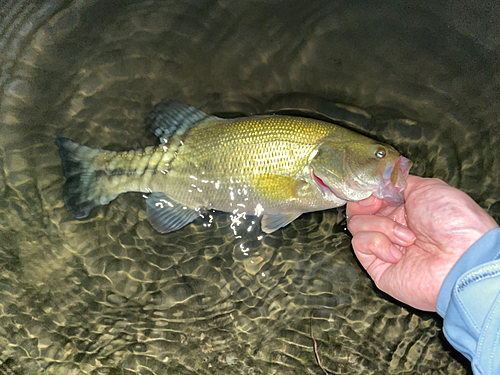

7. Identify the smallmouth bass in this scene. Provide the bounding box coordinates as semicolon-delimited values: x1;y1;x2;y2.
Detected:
56;100;412;233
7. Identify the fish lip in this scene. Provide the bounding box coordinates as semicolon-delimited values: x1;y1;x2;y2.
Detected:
375;156;413;206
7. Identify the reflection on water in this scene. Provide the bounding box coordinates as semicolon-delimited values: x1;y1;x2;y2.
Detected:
1;0;500;374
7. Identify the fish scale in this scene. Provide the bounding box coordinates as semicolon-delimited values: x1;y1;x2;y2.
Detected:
179;116;329;177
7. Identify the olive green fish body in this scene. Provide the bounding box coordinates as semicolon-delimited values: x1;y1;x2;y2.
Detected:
56;101;412;233
157;116;344;212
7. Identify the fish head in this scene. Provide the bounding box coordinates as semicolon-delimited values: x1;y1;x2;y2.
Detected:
310;139;412;205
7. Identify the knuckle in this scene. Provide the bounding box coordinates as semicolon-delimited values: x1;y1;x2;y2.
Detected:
352;232;385;256
351;235;361;249
351;235;366;252
347;215;362;231
368;234;385;253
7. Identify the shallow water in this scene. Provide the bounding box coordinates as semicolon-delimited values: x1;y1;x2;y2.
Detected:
1;0;500;374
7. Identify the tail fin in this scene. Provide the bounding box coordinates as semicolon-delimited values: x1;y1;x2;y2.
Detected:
55;137;103;219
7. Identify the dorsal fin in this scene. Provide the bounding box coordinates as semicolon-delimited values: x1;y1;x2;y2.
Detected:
146;100;216;144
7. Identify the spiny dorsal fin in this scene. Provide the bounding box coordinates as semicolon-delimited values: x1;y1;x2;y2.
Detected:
146;100;216;144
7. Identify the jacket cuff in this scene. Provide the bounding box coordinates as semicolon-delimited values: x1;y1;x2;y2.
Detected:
437;228;500;317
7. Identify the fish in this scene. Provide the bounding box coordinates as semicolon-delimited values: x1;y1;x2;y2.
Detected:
55;100;412;234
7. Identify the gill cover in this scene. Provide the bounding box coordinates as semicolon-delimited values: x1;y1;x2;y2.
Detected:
309;141;350;200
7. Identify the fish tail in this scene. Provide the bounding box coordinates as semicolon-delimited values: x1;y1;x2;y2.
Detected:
55;137;118;219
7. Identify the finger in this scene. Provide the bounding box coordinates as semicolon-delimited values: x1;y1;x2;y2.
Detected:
348;214;416;246
351;231;404;264
346;195;384;218
346;175;430;220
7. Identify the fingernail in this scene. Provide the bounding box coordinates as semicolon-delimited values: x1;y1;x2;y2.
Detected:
394;225;416;242
390;245;403;260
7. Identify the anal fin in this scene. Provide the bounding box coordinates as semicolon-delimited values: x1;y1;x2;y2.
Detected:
146;192;201;233
261;212;302;233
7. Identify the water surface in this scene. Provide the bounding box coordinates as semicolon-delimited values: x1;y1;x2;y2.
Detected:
2;1;500;374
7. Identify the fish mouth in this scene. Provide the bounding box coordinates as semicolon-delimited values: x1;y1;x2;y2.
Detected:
375;156;412;206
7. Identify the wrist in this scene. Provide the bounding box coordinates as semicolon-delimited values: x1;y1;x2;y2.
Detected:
437;228;500;316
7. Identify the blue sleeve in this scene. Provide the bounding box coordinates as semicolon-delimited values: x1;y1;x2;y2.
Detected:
437;228;500;375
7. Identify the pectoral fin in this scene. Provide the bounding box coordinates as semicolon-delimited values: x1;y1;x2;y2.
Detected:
261;212;302;233
253;174;307;203
146;193;201;233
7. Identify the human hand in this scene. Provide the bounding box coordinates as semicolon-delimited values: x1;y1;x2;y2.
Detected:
347;175;499;311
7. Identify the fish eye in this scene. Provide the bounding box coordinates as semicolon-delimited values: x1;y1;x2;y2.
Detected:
375;149;386;158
